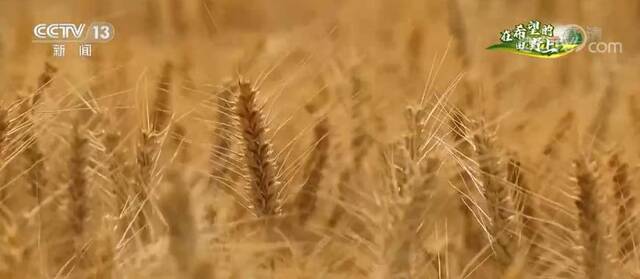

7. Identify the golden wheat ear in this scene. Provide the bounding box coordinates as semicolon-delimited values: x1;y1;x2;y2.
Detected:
235;79;283;217
293;115;329;225
34;62;57;106
0;105;7;203
542;111;574;156
474;127;514;269
68;124;89;238
608;154;637;262
573;157;611;279
15;97;48;201
628;95;640;137
506;156;546;273
0;106;7;161
349;71;372;171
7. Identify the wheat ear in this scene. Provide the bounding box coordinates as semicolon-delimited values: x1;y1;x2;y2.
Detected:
507;157;543;270
542;111;574;156
608;154;637;262
235;80;282;217
293;116;329;225
34;62;57;106
0;106;7;201
0;106;7;159
574;158;610;279
152;62;173;135
475;129;513;268
628;95;640;136
68;124;89;238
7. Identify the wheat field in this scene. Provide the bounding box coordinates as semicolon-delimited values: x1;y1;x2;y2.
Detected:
0;0;639;278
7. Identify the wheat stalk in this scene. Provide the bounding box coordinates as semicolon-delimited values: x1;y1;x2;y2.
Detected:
133;129;155;243
152;62;173;135
160;168;196;274
447;0;470;69
406;22;424;77
169;0;188;37
144;0;160;42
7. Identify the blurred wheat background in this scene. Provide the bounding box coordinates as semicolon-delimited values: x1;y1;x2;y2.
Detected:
0;0;640;278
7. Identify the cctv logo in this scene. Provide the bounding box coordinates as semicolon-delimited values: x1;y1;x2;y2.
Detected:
34;23;85;40
33;22;114;43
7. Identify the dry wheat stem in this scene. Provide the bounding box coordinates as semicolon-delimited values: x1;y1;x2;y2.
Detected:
160;168;197;274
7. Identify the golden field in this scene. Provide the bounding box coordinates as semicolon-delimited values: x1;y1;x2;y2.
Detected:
0;0;639;278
